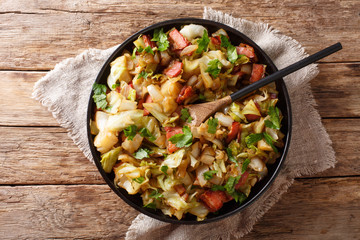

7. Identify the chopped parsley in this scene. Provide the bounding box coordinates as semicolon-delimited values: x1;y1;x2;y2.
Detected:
152;28;169;51
265;106;281;130
211;176;247;203
168;126;193;148
134;148;152;159
137;70;150;79
196;30;210;54
206;59;223;78
92;83;108;110
149;189;163;199
161;165;168;175
144;202;157;209
226;148;238;166
180;108;193;123
111;83;120;89
263;132;278;153
245;133;263;147
133;176;145;184
139;127;156;141
144;46;154;55
203;170;218;180
123;125;138;140
220;35;238;63
207;117;218;134
241;158;251;173
198;94;206;101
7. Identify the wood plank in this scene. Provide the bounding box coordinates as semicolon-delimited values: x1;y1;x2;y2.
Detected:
1;63;359;127
0;0;359;70
242;177;360;240
0;177;359;239
311;63;360;118
0;127;104;185
0;119;359;185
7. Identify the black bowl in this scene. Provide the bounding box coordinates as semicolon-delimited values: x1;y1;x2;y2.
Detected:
87;18;292;224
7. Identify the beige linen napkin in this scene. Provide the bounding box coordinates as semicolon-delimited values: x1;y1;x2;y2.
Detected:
32;7;336;240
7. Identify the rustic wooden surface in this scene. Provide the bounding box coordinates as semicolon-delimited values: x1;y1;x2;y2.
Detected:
0;1;359;239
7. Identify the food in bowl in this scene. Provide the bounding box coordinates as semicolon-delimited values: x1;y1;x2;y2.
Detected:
90;23;284;221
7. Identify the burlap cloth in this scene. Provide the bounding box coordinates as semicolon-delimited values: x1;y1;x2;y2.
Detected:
32;7;336;240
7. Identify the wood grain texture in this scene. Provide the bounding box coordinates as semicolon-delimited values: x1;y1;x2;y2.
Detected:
1;63;359;127
0;0;359;70
0;177;359;240
0;119;358;185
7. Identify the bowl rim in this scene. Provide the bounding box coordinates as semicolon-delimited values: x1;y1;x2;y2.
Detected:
87;17;292;225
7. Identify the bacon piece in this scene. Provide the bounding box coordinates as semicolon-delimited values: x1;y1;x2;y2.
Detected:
143;94;153;116
236;43;257;60
235;171;249;189
211;36;221;45
249;64;266;83
163;60;183;78
176;85;194;104
199;190;228;212
169;29;190;50
227;122;240;144
174;184;186;196
245;114;261;122
142;34;156;48
165;127;183;153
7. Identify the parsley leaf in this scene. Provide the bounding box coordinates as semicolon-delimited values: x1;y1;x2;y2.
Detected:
111;83;120;89
203;170;218;180
144;202;157;209
245;133;263;147
144;46;154;55
198;94;206;101
220;35;238;63
211;185;225;191
207;117;218;134
152;28;169;51
180;108;193;123
137;70;149;79
265;106;281;130
206;59;223;78
161;165;168;175
139;127;156;141
226;148;238;166
168;126;193;148
149;189;163;199
134;148;152;159
133;176;145;184
123;125;137;140
241;158;251;173
263;132;278;153
92;83;108;110
196;30;210;54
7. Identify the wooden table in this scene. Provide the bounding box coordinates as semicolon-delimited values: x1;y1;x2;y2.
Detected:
1;1;359;239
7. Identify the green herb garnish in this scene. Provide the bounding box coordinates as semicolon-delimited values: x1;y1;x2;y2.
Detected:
207;117;218;134
263;132;278;153
196;30;210;54
265;106;281;130
124;125;138;140
152;28;169;51
144;202;157;209
92;83;108;110
241;158;251;173
206;59;223;78
203;170;218;180
226;148;238;166
161;165;169;175
168;126;193;148
245;133;263;147
133;176;145;184
139;127;156;141
220;35;238;63
180;108;193;123
134;148;152;159
149;189;163;199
